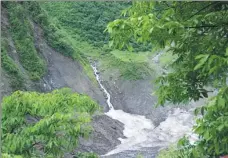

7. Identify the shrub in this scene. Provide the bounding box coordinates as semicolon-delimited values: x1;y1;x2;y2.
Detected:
2;88;100;157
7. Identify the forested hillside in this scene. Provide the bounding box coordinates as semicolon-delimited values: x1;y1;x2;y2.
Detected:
41;1;151;51
42;2;129;47
1;1;94;91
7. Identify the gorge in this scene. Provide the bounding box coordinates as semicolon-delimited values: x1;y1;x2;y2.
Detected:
1;1;227;158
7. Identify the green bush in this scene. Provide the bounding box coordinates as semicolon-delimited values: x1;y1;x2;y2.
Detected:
2;153;23;158
2;88;100;157
157;143;195;158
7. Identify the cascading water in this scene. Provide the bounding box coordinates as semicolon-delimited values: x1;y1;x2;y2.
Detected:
91;63;197;157
91;64;113;110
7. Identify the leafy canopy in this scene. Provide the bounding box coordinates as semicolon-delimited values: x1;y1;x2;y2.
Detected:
107;1;228;157
2;88;100;157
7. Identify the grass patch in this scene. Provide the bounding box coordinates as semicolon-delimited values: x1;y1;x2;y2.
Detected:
6;2;46;80
101;51;153;80
159;51;177;68
1;39;24;90
111;50;151;62
63;33;101;83
157;145;180;158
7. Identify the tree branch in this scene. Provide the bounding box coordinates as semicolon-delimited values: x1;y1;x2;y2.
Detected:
185;25;226;29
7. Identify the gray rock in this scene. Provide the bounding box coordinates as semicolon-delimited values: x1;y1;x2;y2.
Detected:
66;114;124;157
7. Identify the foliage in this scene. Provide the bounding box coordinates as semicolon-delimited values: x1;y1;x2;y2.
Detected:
23;1;76;58
107;1;228;157
41;1;129;47
191;87;228;157
74;152;98;158
158;51;177;68
9;1;152;83
1;39;24;90
2;88;100;157
157;143;195;158
5;2;46;80
107;1;228;104
41;1;151;51
158;91;228;158
2;153;23;158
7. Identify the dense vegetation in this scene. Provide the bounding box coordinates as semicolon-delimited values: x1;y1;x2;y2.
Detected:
42;0;156;80
23;2;77;58
1;39;24;90
2;88;99;157
2;1;97;85
107;1;228;157
6;2;46;80
41;1;151;51
41;1;129;47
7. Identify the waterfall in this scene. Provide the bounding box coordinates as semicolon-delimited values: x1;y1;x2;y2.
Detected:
91;63;197;156
91;64;113;109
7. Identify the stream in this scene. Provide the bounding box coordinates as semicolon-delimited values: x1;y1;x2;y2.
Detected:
91;63;197;157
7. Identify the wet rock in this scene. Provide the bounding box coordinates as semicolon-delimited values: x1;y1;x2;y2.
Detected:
69;114;124;156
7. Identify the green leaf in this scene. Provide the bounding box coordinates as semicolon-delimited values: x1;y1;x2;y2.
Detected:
226;47;228;56
217;124;224;132
218;97;225;108
194;55;209;70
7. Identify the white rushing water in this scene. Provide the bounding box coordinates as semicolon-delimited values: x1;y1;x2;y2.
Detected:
91;64;196;156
